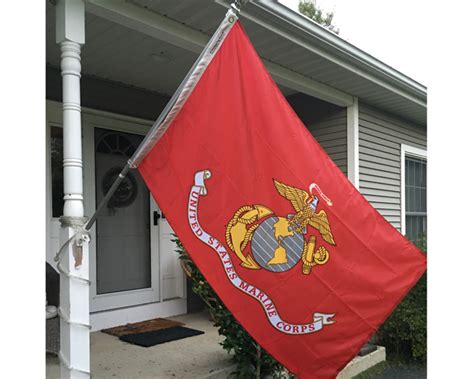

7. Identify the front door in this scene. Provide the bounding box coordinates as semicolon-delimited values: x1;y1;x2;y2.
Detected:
46;102;186;317
91;127;160;311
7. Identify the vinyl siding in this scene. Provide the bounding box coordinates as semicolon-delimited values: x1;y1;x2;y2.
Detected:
286;93;347;175
307;109;347;175
358;103;426;230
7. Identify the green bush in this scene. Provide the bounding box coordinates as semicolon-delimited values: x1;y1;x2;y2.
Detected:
172;236;292;378
376;237;427;362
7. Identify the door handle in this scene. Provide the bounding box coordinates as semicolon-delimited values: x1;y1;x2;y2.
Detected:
153;211;161;225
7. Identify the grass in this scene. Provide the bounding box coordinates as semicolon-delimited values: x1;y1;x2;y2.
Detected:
353;360;427;379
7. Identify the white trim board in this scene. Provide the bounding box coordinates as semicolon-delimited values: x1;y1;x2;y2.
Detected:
347;97;359;188
400;144;427;236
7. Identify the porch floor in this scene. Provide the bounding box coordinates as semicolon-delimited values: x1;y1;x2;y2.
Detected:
46;311;234;379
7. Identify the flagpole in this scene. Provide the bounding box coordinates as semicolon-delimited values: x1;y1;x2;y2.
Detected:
84;0;247;232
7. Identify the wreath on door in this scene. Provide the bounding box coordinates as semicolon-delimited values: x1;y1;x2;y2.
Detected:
102;166;138;209
97;132;139;210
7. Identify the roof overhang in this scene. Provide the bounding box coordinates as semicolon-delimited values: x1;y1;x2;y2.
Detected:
79;0;426;126
220;0;426;126
242;0;427;104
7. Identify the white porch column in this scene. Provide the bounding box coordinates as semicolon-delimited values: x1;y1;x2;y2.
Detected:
347;97;359;188
56;1;90;378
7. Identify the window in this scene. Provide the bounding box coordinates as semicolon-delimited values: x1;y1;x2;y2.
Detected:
50;126;63;218
401;145;427;244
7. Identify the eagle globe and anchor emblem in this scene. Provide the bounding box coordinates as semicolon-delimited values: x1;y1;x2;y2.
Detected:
225;180;336;275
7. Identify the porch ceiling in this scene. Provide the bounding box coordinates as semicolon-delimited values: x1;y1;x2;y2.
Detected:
46;0;297;99
46;2;223;97
46;0;426;126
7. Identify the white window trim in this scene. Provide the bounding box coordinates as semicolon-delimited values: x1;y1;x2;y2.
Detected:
400;144;427;236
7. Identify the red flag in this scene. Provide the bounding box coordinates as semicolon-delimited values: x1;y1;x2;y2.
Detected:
138;19;426;379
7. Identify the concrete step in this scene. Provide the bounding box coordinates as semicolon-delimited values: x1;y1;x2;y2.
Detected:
337;346;386;379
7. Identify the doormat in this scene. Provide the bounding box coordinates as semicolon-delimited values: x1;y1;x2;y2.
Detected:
119;326;204;347
102;318;184;338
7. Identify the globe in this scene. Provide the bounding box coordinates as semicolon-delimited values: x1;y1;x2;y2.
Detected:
251;216;305;272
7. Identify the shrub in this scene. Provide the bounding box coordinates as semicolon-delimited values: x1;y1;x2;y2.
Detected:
376;237;427;362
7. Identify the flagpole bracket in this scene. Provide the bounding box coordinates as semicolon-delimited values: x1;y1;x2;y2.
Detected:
127;158;137;169
54;216;90;265
230;0;248;14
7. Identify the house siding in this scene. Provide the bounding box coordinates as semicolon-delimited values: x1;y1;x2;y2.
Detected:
358;103;427;230
307;109;347;175
287;93;347;175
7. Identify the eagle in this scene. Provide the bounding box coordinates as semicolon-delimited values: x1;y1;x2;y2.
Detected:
273;179;335;245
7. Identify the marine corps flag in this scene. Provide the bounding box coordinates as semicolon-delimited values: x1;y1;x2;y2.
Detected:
135;9;426;379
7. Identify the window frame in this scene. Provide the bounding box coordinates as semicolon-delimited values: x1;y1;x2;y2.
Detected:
400;144;427;236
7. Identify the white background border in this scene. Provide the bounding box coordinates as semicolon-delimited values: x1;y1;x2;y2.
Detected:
2;1;474;378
